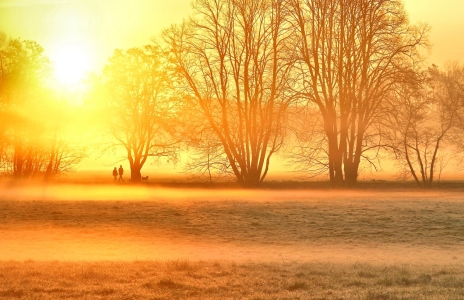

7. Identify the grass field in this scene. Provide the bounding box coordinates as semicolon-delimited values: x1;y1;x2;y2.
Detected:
2;260;464;299
1;184;464;299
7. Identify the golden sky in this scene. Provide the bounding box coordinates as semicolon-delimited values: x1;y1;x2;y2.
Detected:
0;0;462;82
0;0;192;85
403;0;464;66
1;0;463;177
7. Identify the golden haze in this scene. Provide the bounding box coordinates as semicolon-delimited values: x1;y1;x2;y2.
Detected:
0;0;463;181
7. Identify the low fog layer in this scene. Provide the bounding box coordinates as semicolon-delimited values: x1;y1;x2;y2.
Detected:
1;186;464;264
1;183;463;202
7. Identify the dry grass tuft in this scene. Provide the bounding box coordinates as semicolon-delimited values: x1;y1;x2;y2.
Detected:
1;260;464;299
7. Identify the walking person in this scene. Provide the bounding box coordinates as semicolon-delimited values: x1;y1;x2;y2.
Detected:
112;167;118;182
118;165;124;182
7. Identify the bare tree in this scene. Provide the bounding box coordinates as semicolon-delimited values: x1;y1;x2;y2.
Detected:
184;133;233;183
0;89;86;180
99;45;179;182
387;64;464;187
164;0;294;187
287;104;329;178
0;35;84;180
41;101;88;181
288;0;428;185
173;91;232;183
0;36;49;178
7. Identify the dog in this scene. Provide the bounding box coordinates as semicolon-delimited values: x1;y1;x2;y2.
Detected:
142;176;149;181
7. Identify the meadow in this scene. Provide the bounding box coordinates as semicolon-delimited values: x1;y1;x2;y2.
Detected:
1;184;464;299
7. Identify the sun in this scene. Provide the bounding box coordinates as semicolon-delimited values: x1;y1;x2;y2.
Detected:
51;44;91;87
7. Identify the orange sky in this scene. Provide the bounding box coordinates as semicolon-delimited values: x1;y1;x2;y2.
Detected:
1;0;460;90
0;0;461;90
403;0;464;66
0;0;463;74
0;0;192;83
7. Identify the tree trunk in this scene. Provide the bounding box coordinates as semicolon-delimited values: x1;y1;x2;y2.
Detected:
242;169;261;188
344;161;359;186
24;146;34;178
44;132;58;181
130;163;142;182
44;149;57;182
44;155;55;182
344;132;364;186
327;133;344;186
13;143;24;179
333;155;344;186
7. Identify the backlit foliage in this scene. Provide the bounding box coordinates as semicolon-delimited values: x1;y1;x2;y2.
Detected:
0;33;85;180
94;45;181;182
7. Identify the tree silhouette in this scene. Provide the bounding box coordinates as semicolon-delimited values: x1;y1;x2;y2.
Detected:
387;64;464;186
164;0;294;187
0;34;85;180
288;0;428;185
99;45;179;182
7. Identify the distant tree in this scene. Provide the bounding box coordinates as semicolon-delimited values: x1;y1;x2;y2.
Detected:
0;36;52;178
41;100;88;181
98;45;179;182
0;32;10;169
288;0;428;185
387;64;464;187
2;98;86;180
286;104;329;178
0;34;85;180
164;0;294;187
183;106;233;183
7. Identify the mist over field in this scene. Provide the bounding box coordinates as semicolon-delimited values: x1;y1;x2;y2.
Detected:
2;185;464;265
2;184;464;299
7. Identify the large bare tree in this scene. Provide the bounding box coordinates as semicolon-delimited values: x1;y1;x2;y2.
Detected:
288;0;428;185
99;45;179;182
387;64;464;187
164;0;294;187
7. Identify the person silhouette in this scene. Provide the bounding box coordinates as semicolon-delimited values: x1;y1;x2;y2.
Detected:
112;167;118;182
118;165;124;182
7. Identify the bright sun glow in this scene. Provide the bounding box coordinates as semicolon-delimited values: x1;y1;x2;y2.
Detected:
52;44;91;87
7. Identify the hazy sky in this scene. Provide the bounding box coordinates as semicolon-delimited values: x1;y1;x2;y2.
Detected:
403;0;464;66
1;0;463;176
0;0;463;75
0;0;192;82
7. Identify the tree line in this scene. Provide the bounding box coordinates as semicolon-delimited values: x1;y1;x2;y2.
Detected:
1;0;464;187
0;33;86;180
